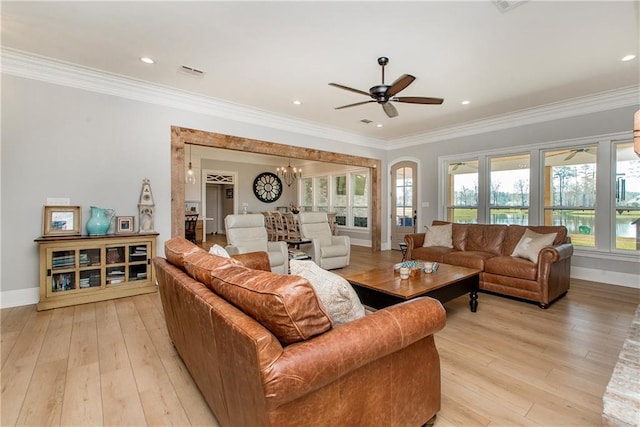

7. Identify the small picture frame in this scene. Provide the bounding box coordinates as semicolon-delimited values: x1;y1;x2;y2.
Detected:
226;188;234;199
116;216;135;234
43;205;81;237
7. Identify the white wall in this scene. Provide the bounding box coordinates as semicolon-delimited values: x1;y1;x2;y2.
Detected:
1;74;387;306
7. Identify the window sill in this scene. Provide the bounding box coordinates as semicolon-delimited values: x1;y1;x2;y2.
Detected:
573;247;640;262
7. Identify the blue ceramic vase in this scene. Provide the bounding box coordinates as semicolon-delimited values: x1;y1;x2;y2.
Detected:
86;206;115;235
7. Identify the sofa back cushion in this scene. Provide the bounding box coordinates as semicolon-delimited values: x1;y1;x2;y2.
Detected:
453;224;507;255
165;236;206;269
183;251;241;283
205;264;332;345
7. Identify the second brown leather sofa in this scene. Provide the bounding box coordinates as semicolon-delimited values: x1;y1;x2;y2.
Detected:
404;221;573;308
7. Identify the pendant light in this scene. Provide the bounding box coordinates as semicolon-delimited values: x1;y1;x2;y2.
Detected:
276;158;302;187
185;145;196;185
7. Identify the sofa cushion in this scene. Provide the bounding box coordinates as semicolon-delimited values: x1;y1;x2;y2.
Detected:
423;223;453;248
484;256;537;281
183;251;241;284
411;246;456;263
165;236;206;269
463;224;507;255
511;229;557;263
442;251;496;270
207;265;332;345
290;260;365;327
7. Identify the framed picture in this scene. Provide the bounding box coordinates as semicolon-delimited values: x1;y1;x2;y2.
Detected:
226;188;233;199
116;216;135;234
43;205;81;237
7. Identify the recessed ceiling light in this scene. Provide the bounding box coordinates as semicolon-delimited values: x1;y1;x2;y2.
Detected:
621;54;636;62
461;100;471;105
376;124;383;128
292;100;302;105
140;57;155;64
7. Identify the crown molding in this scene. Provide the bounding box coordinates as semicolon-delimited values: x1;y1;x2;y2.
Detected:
0;48;382;149
2;48;637;151
389;85;640;150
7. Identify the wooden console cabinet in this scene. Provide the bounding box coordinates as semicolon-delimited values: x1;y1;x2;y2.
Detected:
35;233;158;310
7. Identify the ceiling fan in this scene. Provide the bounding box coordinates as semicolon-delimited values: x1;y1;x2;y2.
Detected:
329;57;444;118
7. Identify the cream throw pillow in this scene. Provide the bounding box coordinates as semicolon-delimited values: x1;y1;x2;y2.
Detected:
209;244;231;258
423;223;453;248
290;260;365;326
511;229;557;263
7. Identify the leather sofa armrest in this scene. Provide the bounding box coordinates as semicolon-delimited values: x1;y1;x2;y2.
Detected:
404;233;425;261
262;297;446;407
231;251;271;271
538;243;574;264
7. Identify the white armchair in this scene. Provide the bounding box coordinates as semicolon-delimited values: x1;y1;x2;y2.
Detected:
298;212;350;270
224;214;288;274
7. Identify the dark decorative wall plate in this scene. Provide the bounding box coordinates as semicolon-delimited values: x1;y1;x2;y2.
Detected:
253;172;282;203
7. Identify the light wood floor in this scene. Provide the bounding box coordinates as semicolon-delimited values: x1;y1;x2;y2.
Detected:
2;237;639;426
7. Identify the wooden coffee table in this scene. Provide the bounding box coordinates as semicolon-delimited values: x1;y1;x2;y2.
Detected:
343;263;480;312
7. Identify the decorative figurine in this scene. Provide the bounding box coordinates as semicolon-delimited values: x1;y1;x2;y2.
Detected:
138;178;155;233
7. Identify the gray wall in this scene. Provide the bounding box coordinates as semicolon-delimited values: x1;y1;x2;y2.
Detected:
1;74;386;302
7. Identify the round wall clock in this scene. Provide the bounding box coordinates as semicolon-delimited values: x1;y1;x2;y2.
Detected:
253;172;283;203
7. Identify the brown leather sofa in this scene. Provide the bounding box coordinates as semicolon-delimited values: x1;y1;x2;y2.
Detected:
404;222;573;308
154;237;447;427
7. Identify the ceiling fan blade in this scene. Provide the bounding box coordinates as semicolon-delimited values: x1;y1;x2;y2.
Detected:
382;102;398;118
564;151;578;161
393;96;444;105
328;83;370;97
335;100;375;110
386;74;415;97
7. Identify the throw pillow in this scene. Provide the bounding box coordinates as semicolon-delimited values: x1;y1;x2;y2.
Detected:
423;223;453;248
511;229;557;263
290;260;365;326
209;244;231;258
207;265;332;345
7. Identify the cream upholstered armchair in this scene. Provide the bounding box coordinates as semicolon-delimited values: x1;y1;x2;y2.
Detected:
298;212;350;270
224;214;288;274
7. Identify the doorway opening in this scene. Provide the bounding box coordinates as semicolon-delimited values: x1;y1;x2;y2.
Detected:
390;160;418;250
201;170;237;240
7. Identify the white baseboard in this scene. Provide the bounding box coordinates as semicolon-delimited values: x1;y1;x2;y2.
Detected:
0;286;39;309
571;267;639;289
350;238;371;247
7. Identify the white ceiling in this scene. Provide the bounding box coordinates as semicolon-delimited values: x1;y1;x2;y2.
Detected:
2;1;639;142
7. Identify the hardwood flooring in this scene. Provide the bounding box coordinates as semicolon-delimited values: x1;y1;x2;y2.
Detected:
2;237;638;426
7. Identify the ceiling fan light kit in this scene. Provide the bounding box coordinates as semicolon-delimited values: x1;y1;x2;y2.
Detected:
329;57;444;118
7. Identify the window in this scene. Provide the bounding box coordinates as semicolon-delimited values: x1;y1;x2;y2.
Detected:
333;175;347;226
298;170;370;229
315;176;329;212
351;171;369;228
395;166;414;227
614;142;640;251
543;147;597;247
489;154;530;225
300;177;313;212
446;161;478;223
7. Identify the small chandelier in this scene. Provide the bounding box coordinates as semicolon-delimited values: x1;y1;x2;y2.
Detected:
276;158;302;187
185;144;196;185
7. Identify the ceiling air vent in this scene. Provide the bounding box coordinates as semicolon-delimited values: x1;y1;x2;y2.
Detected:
492;0;528;13
178;65;206;77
